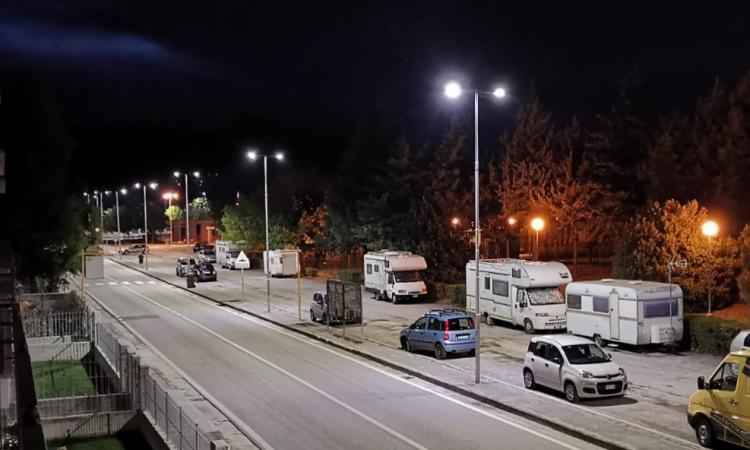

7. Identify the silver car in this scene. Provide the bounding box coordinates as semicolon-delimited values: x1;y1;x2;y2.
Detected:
730;330;750;352
523;335;628;402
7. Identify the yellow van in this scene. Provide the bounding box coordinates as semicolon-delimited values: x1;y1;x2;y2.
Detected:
688;350;750;448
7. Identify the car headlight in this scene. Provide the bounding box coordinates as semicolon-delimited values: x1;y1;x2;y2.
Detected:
534;312;549;317
619;367;626;376
580;370;593;379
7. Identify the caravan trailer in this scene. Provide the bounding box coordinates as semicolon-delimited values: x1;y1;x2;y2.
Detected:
364;251;428;304
263;250;299;277
466;259;572;334
565;279;683;347
215;240;240;269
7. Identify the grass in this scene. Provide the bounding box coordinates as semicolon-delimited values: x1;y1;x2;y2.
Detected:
32;360;95;399
49;437;126;450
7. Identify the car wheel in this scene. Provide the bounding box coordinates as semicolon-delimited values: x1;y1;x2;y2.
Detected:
593;334;606;347
695;416;716;448
524;319;535;334
523;369;536;389
391;294;398;305
401;337;411;352
310;309;316;322
434;343;447;360
564;381;579;403
486;316;495;326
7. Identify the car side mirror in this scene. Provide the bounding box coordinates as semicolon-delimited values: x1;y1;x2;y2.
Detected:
697;376;706;390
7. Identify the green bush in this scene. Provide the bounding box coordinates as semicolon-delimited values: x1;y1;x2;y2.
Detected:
338;269;363;284
687;316;747;354
305;267;319;278
445;284;466;308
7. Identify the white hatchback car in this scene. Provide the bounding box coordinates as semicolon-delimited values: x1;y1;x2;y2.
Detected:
523;335;628;402
729;330;750;353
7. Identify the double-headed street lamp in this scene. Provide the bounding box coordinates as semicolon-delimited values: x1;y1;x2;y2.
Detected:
247;150;285;313
163;192;179;244
173;171;201;251
701;220;719;315
133;182;158;269
444;80;507;384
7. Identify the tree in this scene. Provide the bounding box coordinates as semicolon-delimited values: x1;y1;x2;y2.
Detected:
189;197;213;220
269;223;296;249
164;205;184;222
297;204;329;252
218;200;264;248
613;200;740;312
738;225;750;305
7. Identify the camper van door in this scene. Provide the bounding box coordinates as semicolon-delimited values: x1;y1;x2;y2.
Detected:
609;292;620;340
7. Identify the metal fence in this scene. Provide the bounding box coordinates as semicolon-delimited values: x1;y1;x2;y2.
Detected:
21;308;94;341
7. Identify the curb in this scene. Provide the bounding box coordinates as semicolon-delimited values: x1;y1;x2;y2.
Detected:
113;259;639;450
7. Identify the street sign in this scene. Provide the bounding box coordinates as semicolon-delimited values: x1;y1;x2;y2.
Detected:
235;251;250;270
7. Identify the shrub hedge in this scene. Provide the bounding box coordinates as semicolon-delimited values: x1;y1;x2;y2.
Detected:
338;269;363;284
686;316;747;354
445;284;467;308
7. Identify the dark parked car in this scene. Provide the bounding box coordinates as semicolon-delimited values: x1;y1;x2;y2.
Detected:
192;242;207;252
119;243;149;255
194;262;217;282
400;309;476;359
176;258;196;277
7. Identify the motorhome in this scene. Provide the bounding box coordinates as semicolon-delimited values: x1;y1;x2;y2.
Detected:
263;250;299;277
364;251;428;304
565;279;683;347
215;240;241;269
466;259;571;334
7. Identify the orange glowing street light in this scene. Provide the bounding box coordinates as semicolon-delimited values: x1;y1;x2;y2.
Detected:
702;220;719;315
531;217;544;260
451;217;461;227
507;217;517;226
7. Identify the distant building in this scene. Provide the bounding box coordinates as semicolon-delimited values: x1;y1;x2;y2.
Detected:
169;219;218;244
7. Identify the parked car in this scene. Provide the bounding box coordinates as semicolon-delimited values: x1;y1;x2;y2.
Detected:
175;258;196;277
193;262;217;282
522;335;628;403
400;309;476;359
119;243;149;255
221;250;241;269
309;291;328;322
688;349;750;448
730;330;750;353
198;249;216;264
192;242;207;252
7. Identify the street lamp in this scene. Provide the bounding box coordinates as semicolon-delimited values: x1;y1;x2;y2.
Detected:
246;149;285;313
444;80;508;385
451;217;461;227
531;217;545;261
162;192;179;244
173;171;201;251
702;220;719;315
506;217;517;258
134;182;157;269
114;188;127;257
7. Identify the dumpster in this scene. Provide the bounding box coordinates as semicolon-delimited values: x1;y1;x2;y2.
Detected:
186;274;196;288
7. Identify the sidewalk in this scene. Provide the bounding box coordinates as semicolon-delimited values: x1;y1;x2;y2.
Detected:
112;255;703;450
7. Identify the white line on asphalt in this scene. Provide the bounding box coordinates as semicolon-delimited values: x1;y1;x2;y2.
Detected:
96;282;104;286
121;281;131;285
104;264;585;450
135;281;144;285
108;281;117;285
86;279;275;450
148;281;156;284
106;275;431;450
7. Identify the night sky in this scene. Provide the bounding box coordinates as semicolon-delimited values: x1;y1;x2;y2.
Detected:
2;1;750;195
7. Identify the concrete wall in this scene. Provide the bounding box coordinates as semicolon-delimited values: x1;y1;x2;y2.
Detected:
38;393;130;418
28;341;90;362
42;410;136;441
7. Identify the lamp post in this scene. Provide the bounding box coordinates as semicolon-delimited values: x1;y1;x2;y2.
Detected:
173;171;200;252
247;150;285;313
701;220;719;315
134;182;157;269
506;217;517;258
444;80;507;385
531;217;545;261
163;193;178;245
115;188;127;257
95;190;104;245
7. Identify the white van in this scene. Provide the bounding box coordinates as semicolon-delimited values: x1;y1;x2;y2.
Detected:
215;240;240;269
565;279;683;347
466;259;571;333
263;250;299;277
364;251;427;304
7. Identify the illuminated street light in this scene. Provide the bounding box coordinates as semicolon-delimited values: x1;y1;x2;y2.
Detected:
163;192;178;244
508;217;517;226
173;170;201;251
443;78;508;385
246;149;286;313
506;217;517;258
702;220;719;315
451;217;461;227
531;217;544;260
132;181;159;269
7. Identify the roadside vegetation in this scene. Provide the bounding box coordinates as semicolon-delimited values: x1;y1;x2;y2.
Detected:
32;361;95;399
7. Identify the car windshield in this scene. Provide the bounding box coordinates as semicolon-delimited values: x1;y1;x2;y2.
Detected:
562;344;610;365
393;270;422;282
526;287;565;305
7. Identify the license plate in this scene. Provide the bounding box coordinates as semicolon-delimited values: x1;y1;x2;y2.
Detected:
412;294;419;298
457;334;469;340
605;383;616;390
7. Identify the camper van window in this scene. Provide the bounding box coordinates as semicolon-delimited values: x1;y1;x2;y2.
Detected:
374;265;379;273
385;260;390;268
388;273;394;284
366;264;372;275
484;277;490;290
526;287;565;305
393;271;423;282
492;279;509;297
567;294;582;310
593;297;609;313
643;299;679;318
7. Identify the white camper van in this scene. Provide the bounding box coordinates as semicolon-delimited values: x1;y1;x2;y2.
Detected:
215;240;241;269
466;259;572;334
565;279;683;347
364;251;427;304
263;250;299;277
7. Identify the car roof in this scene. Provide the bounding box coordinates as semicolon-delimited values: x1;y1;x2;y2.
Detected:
424;309;469;318
532;334;594;346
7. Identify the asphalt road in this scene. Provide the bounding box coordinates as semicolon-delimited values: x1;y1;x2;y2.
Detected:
88;259;602;450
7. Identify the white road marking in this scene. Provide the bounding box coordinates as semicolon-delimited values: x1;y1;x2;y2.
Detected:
135;281;144;285
95;282;104;286
121;281;131;285
148;281;157;285
105;274;431;450
108;281;117;285
103;267;585;450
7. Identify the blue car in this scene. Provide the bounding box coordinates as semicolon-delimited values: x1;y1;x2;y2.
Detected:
400;309;476;359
